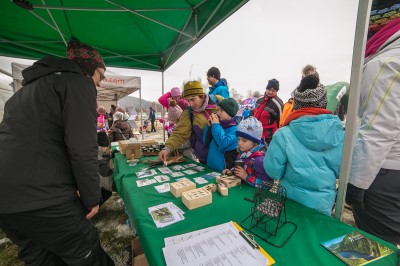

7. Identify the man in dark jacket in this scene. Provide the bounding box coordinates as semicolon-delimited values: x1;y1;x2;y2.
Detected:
149;106;156;132
0;39;114;265
253;78;284;144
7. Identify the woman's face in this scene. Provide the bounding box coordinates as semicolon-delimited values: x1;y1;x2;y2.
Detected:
186;95;204;110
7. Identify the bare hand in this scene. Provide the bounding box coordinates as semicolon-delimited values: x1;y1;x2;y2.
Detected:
234;166;247;180
159;149;169;161
222;169;232;175
209;113;220;124
86;205;99;219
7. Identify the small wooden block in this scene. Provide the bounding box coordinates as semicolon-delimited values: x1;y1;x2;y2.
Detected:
216;176;223;184
221;176;241;188
202;184;217;193
170;180;196;197
182;188;212;210
218;184;228;196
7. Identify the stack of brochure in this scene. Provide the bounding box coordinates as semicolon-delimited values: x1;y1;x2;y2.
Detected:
148;202;185;228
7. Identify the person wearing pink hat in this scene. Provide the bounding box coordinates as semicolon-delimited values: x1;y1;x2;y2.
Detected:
158;87;189;110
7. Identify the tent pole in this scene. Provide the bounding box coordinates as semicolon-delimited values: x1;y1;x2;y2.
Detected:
162;71;165;142
0;68;12;77
140;86;144;140
334;0;372;220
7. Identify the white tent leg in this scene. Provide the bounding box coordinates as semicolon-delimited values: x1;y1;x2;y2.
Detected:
162;71;165;142
140;87;144;140
334;0;372;220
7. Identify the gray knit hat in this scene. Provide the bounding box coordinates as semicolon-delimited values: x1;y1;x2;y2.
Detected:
236;116;263;144
293;75;327;110
113;111;124;121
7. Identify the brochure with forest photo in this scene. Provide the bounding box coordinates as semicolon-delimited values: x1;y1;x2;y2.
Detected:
321;231;393;265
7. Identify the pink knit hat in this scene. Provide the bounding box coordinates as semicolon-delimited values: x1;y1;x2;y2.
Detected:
170;87;182;97
168;103;183;121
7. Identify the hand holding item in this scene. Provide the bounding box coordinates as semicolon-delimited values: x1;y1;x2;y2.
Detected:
345;183;365;209
234;166;247;180
209;113;220;124
222;169;232;175
158;149;169;162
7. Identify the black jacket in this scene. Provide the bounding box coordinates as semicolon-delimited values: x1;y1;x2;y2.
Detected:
0;57;100;213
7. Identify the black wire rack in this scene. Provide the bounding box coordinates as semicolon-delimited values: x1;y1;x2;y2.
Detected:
241;181;297;248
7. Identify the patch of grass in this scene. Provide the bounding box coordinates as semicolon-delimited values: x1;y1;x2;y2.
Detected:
0;237;23;266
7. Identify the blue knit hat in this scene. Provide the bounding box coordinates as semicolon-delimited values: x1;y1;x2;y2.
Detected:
236;116;263;144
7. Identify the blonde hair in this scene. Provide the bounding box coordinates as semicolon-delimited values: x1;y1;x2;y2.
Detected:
302;64;319;79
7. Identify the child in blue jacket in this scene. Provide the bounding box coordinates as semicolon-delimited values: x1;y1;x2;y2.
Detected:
203;98;239;171
223;117;271;186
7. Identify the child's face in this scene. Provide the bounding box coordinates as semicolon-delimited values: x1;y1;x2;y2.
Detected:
238;137;257;152
217;107;231;121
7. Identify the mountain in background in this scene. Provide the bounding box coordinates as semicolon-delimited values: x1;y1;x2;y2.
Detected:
118;95;162;113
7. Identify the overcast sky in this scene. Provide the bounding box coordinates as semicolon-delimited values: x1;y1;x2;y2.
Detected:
0;0;359;103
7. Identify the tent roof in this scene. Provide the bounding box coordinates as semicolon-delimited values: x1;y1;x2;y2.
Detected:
0;0;248;71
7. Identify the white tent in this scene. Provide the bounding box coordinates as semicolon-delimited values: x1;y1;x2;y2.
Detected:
11;63;141;103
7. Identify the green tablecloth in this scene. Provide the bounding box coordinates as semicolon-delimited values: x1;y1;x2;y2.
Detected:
113;153;399;266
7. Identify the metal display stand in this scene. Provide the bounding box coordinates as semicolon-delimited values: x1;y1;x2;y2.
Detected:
241;181;297;248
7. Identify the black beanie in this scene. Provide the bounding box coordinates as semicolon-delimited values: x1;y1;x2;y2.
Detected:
266;78;279;90
97;132;110;147
218;98;239;117
207;67;221;80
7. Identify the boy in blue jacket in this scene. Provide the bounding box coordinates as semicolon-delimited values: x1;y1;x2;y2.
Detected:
203;98;239;171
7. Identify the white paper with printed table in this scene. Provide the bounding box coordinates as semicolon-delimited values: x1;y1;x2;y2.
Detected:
162;221;275;266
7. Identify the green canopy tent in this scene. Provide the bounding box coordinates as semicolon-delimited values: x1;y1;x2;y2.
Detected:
0;0;249;140
0;0;248;71
326;81;350;120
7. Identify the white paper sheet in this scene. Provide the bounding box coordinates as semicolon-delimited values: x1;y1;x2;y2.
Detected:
163;222;267;266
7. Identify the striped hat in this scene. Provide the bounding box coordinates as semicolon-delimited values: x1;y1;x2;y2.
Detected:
293;75;327;110
183;81;205;98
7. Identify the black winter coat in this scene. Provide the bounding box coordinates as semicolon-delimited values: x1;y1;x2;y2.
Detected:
0;56;100;213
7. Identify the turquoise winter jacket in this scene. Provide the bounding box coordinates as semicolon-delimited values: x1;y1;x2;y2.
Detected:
203;122;238;171
263;114;344;216
208;79;230;99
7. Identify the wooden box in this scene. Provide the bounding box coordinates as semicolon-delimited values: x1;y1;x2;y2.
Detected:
126;144;142;159
133;254;149;266
119;140;131;154
220;176;242;188
182;187;212;210
202;184;217;193
170;180;196;197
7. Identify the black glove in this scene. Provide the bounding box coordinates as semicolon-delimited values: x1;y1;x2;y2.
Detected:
345;183;365;210
111;149;120;159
